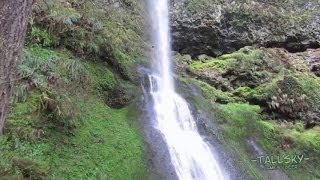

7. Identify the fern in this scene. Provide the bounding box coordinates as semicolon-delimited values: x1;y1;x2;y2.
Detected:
18;49;59;88
61;58;87;81
13;85;28;103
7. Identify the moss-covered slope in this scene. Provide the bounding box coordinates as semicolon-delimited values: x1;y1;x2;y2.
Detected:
0;0;148;179
177;47;320;179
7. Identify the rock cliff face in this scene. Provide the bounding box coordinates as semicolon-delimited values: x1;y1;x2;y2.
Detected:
171;1;320;179
170;0;320;57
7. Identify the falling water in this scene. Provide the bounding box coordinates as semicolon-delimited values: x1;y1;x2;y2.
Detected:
147;0;227;179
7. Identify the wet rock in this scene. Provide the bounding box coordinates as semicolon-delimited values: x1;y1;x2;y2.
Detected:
197;54;213;61
170;0;320;56
311;64;320;76
291;48;320;76
173;53;193;73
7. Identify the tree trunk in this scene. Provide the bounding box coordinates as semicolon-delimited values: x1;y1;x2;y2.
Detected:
0;0;33;135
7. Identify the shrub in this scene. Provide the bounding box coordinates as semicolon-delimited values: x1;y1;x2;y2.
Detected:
12;159;46;179
268;89;309;119
39;90;78;134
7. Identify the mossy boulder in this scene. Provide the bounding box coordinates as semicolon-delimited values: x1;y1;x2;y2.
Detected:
187;47;284;90
179;77;237;104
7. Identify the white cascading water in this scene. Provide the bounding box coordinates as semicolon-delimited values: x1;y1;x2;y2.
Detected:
148;0;227;179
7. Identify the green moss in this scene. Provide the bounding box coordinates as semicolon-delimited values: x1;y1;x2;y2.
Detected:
287;128;320;154
213;102;320;179
255;120;279;152
188;58;235;73
7;92;40;128
212;103;318;178
3;44;146;179
109;47;141;79
187;47;271;89
84;62;116;92
184;77;237;103
0;135;50;178
221;48;264;70
2;96;147;179
47;98;147;179
278;126;320;179
215;103;262;139
232;83;274;102
185;95;204;110
297;74;320;111
188;47;264;72
213;103;266;179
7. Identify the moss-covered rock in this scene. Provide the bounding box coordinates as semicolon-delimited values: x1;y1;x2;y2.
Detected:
186;47;320;126
181;45;320;178
187;47;285;90
179;77;237;103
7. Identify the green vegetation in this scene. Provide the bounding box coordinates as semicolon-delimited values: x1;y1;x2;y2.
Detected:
1;0;320;179
181;45;320;179
188;58;235;73
1;0;148;178
187;47;277;89
215;103;262;139
213;103;266;179
187;47;320;124
179;77;237;103
27;0;148;80
188;47;264;72
213;103;320;179
1;97;146;179
297;75;320;112
84;61;117;94
1;46;147;179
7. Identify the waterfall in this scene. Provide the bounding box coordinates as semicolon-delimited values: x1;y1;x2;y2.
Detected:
146;0;227;179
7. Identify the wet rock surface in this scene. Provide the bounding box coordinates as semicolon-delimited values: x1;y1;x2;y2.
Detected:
291;48;320;76
170;0;320;57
